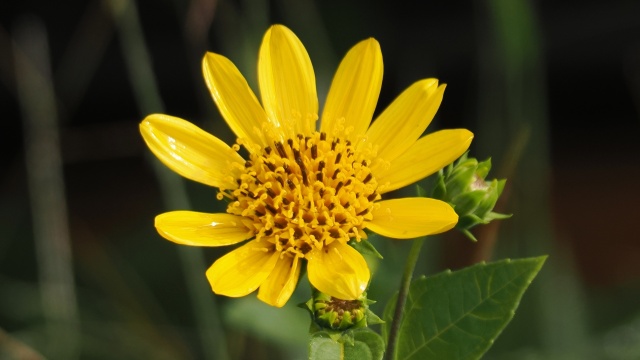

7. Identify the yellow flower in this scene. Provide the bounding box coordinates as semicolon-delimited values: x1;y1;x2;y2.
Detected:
140;25;473;307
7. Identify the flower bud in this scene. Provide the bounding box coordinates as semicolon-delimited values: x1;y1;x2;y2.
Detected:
303;289;382;332
432;153;511;241
309;291;366;330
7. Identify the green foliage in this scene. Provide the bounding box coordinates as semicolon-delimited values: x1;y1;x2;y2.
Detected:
349;237;384;259
309;328;385;360
383;256;546;360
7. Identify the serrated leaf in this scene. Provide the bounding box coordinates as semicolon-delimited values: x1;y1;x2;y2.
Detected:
309;333;342;360
309;328;385;360
347;328;385;360
383;256;546;360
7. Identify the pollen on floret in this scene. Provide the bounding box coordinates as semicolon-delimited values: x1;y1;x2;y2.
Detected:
224;131;380;258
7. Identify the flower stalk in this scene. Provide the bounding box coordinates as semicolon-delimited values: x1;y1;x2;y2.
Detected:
385;237;425;360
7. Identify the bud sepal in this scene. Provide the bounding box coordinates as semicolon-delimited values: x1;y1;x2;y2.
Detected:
302;289;382;338
431;153;511;241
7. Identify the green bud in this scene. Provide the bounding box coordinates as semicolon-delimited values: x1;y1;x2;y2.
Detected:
432;153;511;241
303;289;382;333
312;291;365;330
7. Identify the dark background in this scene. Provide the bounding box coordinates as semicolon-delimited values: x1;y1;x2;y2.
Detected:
1;0;639;359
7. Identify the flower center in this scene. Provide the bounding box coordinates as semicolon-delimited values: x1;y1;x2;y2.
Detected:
226;132;379;258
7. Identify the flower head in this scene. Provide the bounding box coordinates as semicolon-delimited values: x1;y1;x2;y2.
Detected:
140;25;473;307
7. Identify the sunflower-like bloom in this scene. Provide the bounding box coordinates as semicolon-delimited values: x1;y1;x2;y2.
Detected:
140;25;473;307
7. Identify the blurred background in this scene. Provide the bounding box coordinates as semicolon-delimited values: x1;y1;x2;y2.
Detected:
1;0;639;359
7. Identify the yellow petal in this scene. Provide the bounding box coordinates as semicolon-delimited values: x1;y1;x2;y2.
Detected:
366;198;458;239
140;114;244;189
320;38;383;141
257;255;301;307
155;211;253;246
202;52;272;147
363;79;445;162
307;242;370;300
258;25;318;139
206;240;279;297
374;129;473;193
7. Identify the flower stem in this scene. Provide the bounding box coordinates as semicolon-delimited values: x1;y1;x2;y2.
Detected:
385;237;425;360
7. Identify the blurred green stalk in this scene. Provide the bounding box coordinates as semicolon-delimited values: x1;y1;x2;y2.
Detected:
477;0;589;356
107;0;228;359
14;17;80;359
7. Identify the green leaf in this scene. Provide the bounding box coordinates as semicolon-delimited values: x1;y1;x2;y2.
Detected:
383;256;546;360
347;328;385;360
350;237;383;259
309;333;342;360
309;328;385;360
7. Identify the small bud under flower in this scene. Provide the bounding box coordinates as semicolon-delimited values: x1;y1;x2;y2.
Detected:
303;289;383;333
432;153;511;241
311;291;366;330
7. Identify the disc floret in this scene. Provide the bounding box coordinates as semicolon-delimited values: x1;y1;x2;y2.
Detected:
225;131;380;258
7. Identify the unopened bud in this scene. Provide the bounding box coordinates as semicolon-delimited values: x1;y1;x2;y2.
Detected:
432;153;511;241
311;291;366;330
303;289;383;333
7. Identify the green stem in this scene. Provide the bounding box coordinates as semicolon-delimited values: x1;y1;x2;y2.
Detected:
15;18;80;359
385;237;425;360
